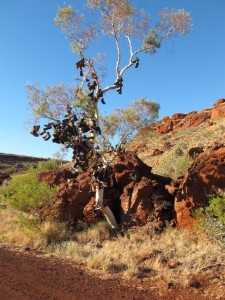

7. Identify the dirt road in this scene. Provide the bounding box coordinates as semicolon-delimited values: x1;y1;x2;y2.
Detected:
0;244;216;300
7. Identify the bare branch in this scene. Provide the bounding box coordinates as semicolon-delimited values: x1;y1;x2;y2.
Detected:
113;26;121;79
125;35;133;62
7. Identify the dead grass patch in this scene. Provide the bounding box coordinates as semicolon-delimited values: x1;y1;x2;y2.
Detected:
0;208;224;286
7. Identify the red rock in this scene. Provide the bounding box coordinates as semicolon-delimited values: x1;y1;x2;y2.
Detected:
178;109;211;130
120;179;154;224
36;151;174;228
211;98;225;121
114;151;152;190
83;197;103;223
153;117;173;134
151;149;164;156
163;141;172;150
133;143;146;153
141;108;211;136
37;169;76;186
174;144;225;229
120;178;174;225
165;184;178;197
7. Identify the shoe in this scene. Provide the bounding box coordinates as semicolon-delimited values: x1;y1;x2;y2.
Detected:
53;121;61;129
44;124;52;130
30;128;39;137
133;57;139;68
43;132;51;141
94;126;101;135
91;72;98;79
39;129;46;136
117;88;122;94
88;91;94;98
71;114;78;122
33;125;40;132
100;98;105;104
115;77;123;86
76;57;85;69
97;89;103;98
66;105;72;113
52;137;60;143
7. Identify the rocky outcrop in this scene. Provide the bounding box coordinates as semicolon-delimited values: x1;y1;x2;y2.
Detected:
120;178;174;225
142;109;212;135
151;149;164;156
35;96;225;231
174;144;225;229
211;98;225;121
36;169;76;186
37;151;174;228
113;151;153;190
139;98;225;137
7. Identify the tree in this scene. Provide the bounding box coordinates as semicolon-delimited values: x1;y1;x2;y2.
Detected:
100;98;160;147
26;0;191;229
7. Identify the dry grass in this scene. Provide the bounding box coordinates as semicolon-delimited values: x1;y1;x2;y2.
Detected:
128;118;225;180
0;208;68;248
0;208;36;245
1;208;224;286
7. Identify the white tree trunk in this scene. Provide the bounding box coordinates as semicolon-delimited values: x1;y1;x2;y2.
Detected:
95;186;119;229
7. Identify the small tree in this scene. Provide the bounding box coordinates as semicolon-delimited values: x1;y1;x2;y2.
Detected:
26;1;191;229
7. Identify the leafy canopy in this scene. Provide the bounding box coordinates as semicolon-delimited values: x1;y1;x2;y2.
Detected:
101;98;160;144
26;0;191;151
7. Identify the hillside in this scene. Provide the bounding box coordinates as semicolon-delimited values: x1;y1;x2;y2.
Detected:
0;153;48;184
128;98;225;181
0;99;224;299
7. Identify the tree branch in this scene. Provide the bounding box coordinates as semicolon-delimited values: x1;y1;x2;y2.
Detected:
125;35;134;63
113;26;121;79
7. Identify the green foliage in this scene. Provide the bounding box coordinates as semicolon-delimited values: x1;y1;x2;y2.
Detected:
174;147;184;157
17;212;41;231
101;98;160;144
73;90;95;119
207;194;225;223
143;30;161;54
25;82;76;122
194;193;225;248
0;170;57;212
152;143;192;180
36;160;61;171
55;5;96;54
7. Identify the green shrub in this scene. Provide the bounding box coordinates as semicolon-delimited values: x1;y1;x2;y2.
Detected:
194;193;225;248
17;212;41;231
37;160;61;171
153;143;192;180
0;170;57;212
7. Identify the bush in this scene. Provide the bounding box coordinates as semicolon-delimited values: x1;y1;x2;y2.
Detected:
37;160;61;171
17;212;41;231
194;193;225;248
0;169;57;212
153;143;192;180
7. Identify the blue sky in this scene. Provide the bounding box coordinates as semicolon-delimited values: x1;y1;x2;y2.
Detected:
0;0;224;158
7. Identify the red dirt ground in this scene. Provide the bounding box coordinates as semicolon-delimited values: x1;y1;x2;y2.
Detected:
1;244;223;300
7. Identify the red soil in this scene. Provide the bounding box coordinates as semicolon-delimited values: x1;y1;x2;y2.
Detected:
0;244;219;300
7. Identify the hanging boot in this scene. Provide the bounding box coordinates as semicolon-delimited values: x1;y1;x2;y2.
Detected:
43;132;51;141
133;57;139;68
30;126;39;137
100;98;106;104
97;89;103;98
